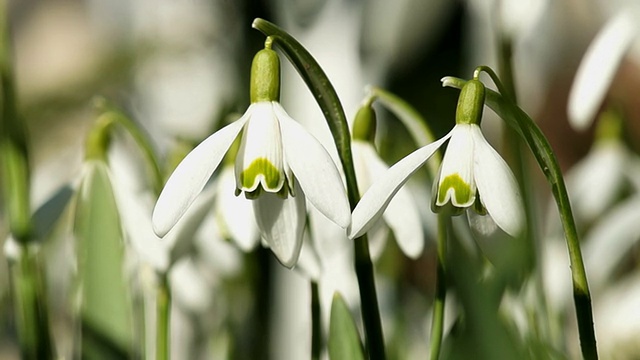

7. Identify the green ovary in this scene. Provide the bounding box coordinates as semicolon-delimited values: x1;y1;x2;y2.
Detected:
437;173;473;206
240;157;282;192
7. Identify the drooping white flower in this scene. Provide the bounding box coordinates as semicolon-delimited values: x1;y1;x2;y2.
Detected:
350;79;523;239
152;47;350;268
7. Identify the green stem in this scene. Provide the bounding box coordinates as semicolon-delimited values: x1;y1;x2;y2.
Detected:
443;74;598;359
311;281;321;360
252;18;386;359
8;242;56;359
156;273;171;360
429;214;449;360
0;0;31;242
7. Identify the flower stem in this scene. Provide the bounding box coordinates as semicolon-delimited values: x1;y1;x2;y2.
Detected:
429;214;449;360
311;281;321;360
156;273;171;360
7;241;56;359
442;74;598;359
252;18;386;359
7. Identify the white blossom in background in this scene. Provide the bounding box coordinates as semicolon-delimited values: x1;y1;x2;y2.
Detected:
567;11;637;130
352;138;424;260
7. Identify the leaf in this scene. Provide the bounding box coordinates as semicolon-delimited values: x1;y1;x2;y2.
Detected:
328;293;365;360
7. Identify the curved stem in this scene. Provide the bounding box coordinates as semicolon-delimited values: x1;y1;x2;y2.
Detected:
443;75;598;359
252;18;385;359
94;100;164;195
429;214;449;360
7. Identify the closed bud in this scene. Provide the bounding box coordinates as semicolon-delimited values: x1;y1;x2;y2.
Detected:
455;79;486;125
250;48;280;103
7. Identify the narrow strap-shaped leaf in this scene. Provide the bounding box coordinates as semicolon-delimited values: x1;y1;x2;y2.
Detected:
329;293;365;360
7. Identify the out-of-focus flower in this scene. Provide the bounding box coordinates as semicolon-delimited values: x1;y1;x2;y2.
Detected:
568;11;636;130
350;103;424;259
153;47;350;268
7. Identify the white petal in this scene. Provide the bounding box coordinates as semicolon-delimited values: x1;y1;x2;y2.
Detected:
436;124;476;207
568;12;636;131
215;166;259;251
349;133;450;239
583;195;640;290
152;115;248;237
253;186;306;268
472;126;524;237
235;102;285;193
276;103;351;228
566;142;626;223
356;141;424;259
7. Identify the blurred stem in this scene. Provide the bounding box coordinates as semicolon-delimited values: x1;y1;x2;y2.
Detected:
252;18;385;359
443;73;598;360
429;214;450;360
311;281;321;360
94;99;164;194
156;273;171;360
9;242;55;359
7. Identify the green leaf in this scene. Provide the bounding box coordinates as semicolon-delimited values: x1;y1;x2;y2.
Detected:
329;293;365;360
74;161;133;356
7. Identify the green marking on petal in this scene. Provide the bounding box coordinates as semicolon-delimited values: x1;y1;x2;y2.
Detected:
239;157;282;192
437;173;473;206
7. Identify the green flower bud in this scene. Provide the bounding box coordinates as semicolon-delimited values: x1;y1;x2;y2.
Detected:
250;48;280;103
85;113;114;161
594;108;623;143
455;79;486;125
352;103;377;142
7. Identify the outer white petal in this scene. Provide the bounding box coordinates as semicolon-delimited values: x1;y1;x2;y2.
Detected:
357;141;424;259
152;114;248;237
436;124;476;207
349;133;450;239
253;186;306;268
215;166;259;251
568;12;636;131
472;126;524;237
275;103;351;228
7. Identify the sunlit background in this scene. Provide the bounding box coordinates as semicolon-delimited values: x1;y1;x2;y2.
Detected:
2;0;640;359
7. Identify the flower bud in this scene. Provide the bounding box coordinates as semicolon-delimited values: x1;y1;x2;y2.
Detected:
250;48;280;103
455;79;486;125
352;103;377;143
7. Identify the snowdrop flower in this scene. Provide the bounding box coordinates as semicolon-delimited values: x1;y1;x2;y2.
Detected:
568;11;636;130
350;103;424;259
153;44;351;268
350;78;524;239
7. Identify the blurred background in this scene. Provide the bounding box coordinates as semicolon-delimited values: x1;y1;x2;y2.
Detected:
2;0;640;359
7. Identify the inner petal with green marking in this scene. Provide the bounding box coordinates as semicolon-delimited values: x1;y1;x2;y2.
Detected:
436;173;475;207
239;157;285;194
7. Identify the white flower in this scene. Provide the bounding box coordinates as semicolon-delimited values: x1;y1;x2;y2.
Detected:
152;101;351;268
568;11;636;130
352;139;424;259
349;123;524;239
